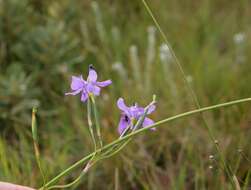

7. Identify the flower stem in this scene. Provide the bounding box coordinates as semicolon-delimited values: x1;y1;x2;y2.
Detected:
98;139;132;160
90;96;103;148
119;123;132;138
39;97;251;189
87;98;97;152
46;171;85;190
45;154;96;190
39;99;99;190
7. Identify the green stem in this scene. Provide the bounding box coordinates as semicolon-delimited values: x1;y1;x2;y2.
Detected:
99;139;132;160
39;97;251;189
46;171;85;190
45;153;96;190
91;96;103;148
87;99;97;152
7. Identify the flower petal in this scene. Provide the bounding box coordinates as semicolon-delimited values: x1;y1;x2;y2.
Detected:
86;84;101;96
92;86;101;96
65;88;82;96
96;80;112;87
142;117;155;130
117;98;129;113
81;91;88;102
147;104;156;114
87;69;97;82
130;106;144;119
118;116;130;135
70;76;85;90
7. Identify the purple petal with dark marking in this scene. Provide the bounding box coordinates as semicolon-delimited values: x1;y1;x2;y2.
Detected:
87;69;97;82
118;116;130;135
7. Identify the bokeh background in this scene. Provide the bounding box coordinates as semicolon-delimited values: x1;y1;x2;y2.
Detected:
0;0;251;189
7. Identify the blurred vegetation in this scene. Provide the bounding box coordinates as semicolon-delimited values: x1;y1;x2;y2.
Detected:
0;0;251;189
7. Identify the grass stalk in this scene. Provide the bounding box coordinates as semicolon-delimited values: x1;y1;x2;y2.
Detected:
31;108;46;189
243;169;251;190
140;0;235;187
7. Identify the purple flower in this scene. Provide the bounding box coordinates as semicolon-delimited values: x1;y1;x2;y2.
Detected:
117;98;156;134
65;66;112;102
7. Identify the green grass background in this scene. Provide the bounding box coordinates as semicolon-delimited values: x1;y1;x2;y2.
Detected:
0;0;251;189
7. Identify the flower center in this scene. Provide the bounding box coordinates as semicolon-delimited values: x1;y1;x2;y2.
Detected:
131;117;135;125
